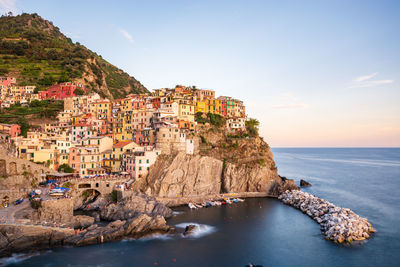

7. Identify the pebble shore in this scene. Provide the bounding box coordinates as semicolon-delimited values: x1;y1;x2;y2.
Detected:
278;190;375;243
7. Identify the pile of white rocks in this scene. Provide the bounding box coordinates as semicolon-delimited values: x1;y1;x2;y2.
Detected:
278;190;375;243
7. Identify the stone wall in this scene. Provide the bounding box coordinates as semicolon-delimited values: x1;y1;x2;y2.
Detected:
0;143;57;201
0;143;55;178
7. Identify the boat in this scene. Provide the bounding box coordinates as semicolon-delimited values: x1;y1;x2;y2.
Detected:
226;199;233;204
14;198;24;205
236;198;245;202
194;204;203;208
214;201;222;206
188;203;197;209
49;192;65;197
49;188;66;197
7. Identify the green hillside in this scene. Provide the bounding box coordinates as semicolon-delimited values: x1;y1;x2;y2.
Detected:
0;13;148;98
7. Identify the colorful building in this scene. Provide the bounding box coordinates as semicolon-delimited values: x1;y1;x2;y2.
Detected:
39;82;85;100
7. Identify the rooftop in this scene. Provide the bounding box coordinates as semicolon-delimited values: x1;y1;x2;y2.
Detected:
113;141;132;148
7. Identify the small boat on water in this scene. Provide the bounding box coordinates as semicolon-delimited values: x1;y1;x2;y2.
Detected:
226;199;233;204
204;202;212;208
236;198;245;202
188;203;197;209
194;204;203;208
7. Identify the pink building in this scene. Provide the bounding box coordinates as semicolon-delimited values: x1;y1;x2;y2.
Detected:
0;123;21;137
0;77;16;87
69;147;81;174
39;82;85;100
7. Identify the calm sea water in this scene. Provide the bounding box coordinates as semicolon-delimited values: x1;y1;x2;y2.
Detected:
3;148;400;267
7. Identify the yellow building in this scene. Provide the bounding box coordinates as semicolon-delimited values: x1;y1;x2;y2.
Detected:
195;101;207;114
215;99;224;115
33;149;56;170
206;99;217;114
105;141;139;173
91;100;112;121
178;102;195;122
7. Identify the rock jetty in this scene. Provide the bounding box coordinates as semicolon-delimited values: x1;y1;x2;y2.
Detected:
278;190;375;243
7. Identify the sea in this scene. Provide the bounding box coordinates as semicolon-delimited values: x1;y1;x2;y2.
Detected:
2;148;400;267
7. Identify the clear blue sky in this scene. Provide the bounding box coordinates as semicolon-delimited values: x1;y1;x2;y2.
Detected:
2;0;400;146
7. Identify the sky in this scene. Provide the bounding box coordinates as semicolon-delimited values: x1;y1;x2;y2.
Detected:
1;0;399;147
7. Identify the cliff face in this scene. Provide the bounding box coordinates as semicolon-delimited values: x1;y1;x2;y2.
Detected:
100;192;173;221
135;153;224;198
134;124;283;201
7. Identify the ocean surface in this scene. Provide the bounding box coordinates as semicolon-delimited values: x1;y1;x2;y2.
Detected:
3;148;400;267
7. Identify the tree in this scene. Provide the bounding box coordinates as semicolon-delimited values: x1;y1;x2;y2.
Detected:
16;117;30;137
245;118;260;137
74;88;85;96
58;164;74;173
29;100;41;107
207;113;223;127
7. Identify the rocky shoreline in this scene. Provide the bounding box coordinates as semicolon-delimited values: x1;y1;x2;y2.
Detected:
278;190;375;243
0;214;173;258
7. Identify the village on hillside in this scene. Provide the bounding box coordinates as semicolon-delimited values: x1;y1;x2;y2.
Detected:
0;77;248;182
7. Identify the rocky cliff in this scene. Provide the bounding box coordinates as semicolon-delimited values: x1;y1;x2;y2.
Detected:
133;123;292;203
100;192;173;221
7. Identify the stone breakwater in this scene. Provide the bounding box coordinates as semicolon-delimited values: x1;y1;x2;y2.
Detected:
278;190;375;243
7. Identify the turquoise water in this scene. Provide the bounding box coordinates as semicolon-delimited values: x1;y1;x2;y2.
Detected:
4;148;400;267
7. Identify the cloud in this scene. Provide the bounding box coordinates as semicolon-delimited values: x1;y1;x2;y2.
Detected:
349;72;394;88
271;93;308;109
353;72;378;82
0;0;17;14
119;29;134;44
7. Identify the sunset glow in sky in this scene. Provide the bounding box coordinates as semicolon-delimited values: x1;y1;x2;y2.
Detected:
2;0;399;147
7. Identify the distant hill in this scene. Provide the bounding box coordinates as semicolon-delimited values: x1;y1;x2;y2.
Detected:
0;13;149;98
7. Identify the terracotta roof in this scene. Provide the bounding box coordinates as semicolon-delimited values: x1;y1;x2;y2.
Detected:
73;123;91;127
113;141;132;148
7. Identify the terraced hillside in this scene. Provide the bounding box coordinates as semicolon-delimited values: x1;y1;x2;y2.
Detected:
0;13;148;98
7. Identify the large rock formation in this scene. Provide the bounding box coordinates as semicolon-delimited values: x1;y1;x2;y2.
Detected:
0;214;172;257
135;153;223;198
0;225;75;257
100;192;173;221
133;124;290;202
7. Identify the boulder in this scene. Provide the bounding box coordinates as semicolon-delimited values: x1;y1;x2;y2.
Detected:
300;179;312;187
72;215;95;229
107;220;125;229
100;192;172;221
183;224;197;236
0;225;75;257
